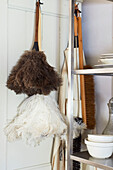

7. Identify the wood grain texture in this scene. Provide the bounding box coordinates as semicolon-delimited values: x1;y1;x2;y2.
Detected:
78;16;87;125
35;2;39;42
74;16;77;37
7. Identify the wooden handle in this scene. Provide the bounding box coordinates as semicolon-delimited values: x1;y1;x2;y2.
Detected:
78;17;84;69
78;16;87;125
74;15;77;37
35;2;39;42
80;75;86;124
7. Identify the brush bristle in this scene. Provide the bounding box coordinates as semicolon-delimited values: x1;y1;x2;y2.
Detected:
84;65;96;129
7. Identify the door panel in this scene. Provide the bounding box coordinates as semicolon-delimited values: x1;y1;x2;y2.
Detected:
0;0;69;169
16;163;51;170
7;139;52;170
8;0;35;11
0;1;8;170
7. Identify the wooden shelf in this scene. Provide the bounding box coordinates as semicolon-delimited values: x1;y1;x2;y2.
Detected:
72;68;113;76
70;151;113;170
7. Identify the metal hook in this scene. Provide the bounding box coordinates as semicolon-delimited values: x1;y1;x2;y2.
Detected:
39;0;43;5
74;3;81;17
36;0;43;5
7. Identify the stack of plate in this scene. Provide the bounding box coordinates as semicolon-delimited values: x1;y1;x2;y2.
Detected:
85;134;113;159
94;53;113;68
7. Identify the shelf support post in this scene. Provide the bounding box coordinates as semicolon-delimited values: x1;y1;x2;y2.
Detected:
67;0;75;169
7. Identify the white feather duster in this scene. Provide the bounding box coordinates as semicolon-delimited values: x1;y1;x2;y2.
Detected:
4;94;67;146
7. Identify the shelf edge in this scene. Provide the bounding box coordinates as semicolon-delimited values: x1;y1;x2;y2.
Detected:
72;68;113;75
70;155;113;170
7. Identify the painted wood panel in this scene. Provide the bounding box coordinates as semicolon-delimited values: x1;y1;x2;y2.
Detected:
25;12;35;49
0;0;69;169
59;17;69;69
41;0;69;16
7;139;52;170
16;163;51;170
8;0;35;12
0;0;8;169
7;8;35;120
8;0;69;16
6;6;54;170
42;14;60;69
7;8;26;120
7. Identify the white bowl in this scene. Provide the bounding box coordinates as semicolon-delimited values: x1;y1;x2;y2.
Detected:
99;58;113;64
88;134;113;143
85;138;113;159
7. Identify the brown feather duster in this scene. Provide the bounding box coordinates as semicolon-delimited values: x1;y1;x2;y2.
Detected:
7;50;62;96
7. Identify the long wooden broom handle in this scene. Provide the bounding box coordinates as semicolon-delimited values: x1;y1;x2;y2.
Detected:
78;17;83;69
78;16;87;125
74;15;77;37
74;15;80;117
35;2;40;42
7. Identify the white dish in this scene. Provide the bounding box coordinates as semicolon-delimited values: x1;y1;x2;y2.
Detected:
99;58;113;64
88;134;113;143
85;138;113;159
101;53;113;56
100;56;113;59
93;64;113;68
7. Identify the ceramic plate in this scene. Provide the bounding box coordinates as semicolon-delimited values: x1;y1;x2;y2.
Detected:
93;64;113;68
101;53;113;56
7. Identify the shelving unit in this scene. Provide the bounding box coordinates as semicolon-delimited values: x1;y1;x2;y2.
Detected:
67;0;113;170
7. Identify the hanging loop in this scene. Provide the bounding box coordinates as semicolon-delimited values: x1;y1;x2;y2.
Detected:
36;0;43;5
74;3;81;17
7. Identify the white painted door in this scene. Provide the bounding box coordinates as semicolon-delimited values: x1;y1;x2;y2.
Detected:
0;0;69;170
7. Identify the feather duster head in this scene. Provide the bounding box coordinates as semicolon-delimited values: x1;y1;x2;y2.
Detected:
7;50;62;96
4;94;67;146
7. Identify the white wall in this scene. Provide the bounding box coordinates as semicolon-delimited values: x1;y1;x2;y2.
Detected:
82;0;113;133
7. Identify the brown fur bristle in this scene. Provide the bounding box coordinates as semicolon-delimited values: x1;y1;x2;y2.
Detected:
7;50;62;96
84;65;96;129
